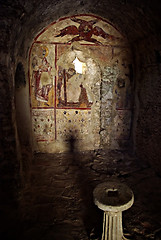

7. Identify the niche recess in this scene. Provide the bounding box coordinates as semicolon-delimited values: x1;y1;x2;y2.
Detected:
15;62;31;147
29;14;133;153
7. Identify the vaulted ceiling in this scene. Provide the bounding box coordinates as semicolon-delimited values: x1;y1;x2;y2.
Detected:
1;0;161;58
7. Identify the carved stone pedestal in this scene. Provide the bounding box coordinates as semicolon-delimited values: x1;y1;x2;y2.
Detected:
93;182;134;240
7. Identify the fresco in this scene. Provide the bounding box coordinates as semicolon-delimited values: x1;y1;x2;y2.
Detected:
55;17;120;44
30;44;55;108
56;109;94;148
29;14;132;152
56;44;93;108
36;15;122;45
32;109;55;142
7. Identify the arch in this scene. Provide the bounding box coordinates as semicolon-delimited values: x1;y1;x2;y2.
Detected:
29;14;133;153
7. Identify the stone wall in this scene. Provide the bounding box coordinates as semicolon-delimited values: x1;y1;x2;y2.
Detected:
133;34;161;174
100;49;133;150
0;36;19;198
0;14;21;235
0;0;161;208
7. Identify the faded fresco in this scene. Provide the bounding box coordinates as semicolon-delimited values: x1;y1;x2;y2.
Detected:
29;15;132;152
30;44;55;108
55;17;120;44
56;44;94;108
32;109;55;142
37;15;122;44
56;109;95;150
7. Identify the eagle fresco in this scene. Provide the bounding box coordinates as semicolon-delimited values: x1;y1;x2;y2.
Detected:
56;17;119;44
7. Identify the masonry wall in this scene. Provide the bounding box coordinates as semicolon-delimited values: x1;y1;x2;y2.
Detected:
133;33;161;175
0;0;161;214
0;19;21;236
0;31;19;196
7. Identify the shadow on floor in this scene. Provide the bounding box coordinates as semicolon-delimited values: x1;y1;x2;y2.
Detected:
1;149;161;240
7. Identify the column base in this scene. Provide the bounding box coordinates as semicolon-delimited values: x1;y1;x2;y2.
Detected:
101;211;126;240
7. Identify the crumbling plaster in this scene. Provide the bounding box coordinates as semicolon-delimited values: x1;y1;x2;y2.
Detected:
0;0;161;201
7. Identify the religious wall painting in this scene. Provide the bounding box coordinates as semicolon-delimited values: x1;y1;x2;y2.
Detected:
55;17;120;45
56;66;93;108
29;14;132;152
30;44;55;108
56;44;93;109
36;15;123;46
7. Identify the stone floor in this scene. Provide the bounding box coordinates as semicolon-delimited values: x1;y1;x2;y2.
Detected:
1;149;161;239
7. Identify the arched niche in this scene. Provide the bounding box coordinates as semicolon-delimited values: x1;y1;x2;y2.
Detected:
29;14;133;153
15;62;31;149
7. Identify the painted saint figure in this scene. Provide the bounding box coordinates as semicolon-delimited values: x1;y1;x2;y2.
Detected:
79;84;89;107
32;47;53;102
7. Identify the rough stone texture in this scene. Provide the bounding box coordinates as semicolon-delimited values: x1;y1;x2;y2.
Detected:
0;0;161;165
100;48;133;150
0;0;161;239
133;34;161;175
1;150;161;240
